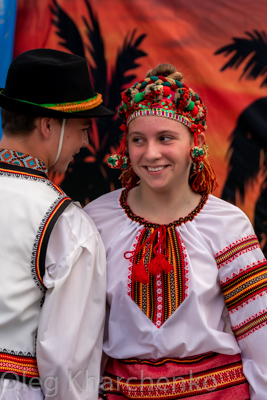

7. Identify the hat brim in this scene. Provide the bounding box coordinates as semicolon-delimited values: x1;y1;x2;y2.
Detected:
0;91;114;118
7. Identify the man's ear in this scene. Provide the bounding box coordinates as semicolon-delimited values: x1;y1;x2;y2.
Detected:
40;118;52;139
197;132;205;146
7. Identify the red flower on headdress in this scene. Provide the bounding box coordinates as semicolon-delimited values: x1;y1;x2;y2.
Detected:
121;91;130;103
120;123;127;132
179;88;190;109
194;123;205;134
145;88;162;104
145;92;154;101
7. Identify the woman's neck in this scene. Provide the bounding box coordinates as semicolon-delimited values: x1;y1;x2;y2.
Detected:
127;183;202;225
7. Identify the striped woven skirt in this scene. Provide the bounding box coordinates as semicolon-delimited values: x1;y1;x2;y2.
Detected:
101;352;250;399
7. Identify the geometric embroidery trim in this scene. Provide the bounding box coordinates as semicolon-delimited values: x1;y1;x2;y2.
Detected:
127;109;193;127
220;259;267;313
215;234;260;269
0;347;35;357
232;308;267;341
120;188;208;228
0;164;65;196
0;148;48;175
117;352;216;366
0;351;39;380
0;166;69;291
31;195;72;291
103;353;249;399
127;226;188;328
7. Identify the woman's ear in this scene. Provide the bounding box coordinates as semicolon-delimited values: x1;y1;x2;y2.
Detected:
197;132;205;146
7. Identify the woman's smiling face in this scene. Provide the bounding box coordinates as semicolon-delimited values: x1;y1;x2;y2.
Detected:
127;116;196;193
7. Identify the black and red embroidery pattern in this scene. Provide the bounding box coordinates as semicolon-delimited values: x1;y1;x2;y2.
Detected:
215;235;260;269
120;189;208;328
232;308;267;340
220;259;267;313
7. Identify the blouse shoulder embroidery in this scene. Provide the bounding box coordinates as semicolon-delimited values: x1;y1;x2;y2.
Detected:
215;234;260;269
220;258;267;314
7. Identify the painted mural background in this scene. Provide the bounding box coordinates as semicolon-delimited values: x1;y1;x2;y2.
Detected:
8;0;267;254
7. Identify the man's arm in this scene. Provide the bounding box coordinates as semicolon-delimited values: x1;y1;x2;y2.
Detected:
37;204;106;400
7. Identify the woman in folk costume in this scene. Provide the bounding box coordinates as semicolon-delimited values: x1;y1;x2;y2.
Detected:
84;63;267;399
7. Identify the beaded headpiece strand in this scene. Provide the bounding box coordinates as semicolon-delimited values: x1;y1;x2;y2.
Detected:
107;69;217;193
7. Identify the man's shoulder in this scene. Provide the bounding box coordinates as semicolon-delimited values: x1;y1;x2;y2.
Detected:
56;201;101;239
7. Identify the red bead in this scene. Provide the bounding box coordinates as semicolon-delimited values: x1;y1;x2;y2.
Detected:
163;86;171;96
191;105;198;116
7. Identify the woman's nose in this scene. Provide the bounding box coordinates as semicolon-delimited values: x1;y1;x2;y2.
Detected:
145;141;161;160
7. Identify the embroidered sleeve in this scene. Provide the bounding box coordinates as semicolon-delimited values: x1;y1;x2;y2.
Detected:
215;219;267;397
216;233;267;334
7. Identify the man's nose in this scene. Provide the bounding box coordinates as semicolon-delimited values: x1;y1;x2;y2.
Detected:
82;131;89;147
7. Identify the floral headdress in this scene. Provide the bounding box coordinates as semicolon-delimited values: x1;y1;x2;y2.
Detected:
108;72;217;193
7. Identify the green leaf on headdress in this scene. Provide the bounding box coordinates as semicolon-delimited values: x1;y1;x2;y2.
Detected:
134;92;144;103
186;100;195;111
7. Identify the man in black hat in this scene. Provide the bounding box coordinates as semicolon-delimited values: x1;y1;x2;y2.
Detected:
0;48;113;399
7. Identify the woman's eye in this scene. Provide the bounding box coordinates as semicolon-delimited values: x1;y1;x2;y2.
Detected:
160;135;172;142
132;137;144;143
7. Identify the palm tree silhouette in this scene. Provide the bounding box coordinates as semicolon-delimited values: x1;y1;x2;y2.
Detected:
49;0;147;204
214;30;267;255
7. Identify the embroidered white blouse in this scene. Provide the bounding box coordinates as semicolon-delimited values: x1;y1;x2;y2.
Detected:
0;150;106;400
84;187;267;400
0;202;106;400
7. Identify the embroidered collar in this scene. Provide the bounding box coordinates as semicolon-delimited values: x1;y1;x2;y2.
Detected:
120;188;208;286
0;149;48;175
120;187;208;228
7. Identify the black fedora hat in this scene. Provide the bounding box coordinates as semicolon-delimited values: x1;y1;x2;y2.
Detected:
0;48;114;118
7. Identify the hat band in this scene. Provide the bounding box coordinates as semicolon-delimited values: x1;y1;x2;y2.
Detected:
127;108;192;128
0;90;103;113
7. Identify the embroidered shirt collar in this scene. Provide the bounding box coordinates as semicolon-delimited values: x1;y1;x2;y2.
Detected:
0;149;48;175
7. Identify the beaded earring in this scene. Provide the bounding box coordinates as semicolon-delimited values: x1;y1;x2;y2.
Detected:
107;125;129;170
189;129;205;172
190;145;205;173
